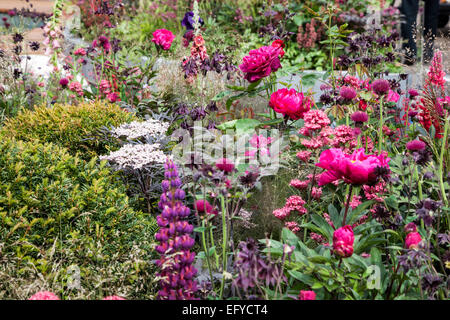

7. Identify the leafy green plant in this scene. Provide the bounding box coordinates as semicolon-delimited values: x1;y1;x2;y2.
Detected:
0;101;135;159
0;138;158;299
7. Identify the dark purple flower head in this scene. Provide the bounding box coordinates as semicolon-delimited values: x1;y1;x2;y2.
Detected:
339;86;357;101
181;11;204;31
351;111;368;124
372;79;390;95
59;78;69;88
408;89;419;97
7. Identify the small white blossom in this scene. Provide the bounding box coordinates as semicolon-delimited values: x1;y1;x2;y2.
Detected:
100;143;168;170
112;119;169;140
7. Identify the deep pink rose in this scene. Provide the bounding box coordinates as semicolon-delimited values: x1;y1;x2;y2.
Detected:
333;225;354;258
269;88;312;120
152;29;175;50
405;232;422;249
29;291;60;300
215;158;235;173
298;290;316;300
316;148;390;186
239;45;282;83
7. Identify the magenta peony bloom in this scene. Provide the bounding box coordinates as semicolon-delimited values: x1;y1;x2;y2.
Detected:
269;88;312;120
239;45;282;82
315;148;390;186
152;29;175;50
339;86;357;100
372;79;390;95
333;225;354;258
194;199;217;216
405;232;422;249
298;290;316;300
406;140;426;151
103;296;126;300
215;158;235;173
29;291;60;300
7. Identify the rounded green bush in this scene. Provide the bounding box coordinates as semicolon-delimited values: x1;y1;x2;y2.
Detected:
0;102;135;159
0;139;158;299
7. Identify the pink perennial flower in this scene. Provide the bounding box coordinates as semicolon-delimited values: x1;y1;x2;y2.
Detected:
194;199;218;216
29;291;60;300
298;290;316;300
215;158;235;173
296;150;312;162
427;50;446;89
239;45;282;82
290;179;310;190
285;221;300;233
103;296;126;300
315;148;390;186
333;225;354;258
269;88;312;120
69;81;83;96
299;109;331;136
74;47;86;56
152;29;175;50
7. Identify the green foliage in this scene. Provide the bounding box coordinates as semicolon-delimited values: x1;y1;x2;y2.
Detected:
0;138;158;299
0;101;135;159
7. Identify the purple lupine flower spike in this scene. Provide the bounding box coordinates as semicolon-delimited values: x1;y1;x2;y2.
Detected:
156;160;198;300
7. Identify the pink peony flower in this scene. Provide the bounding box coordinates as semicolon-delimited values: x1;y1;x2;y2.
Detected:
29;291;60;300
405;232;422;249
269;88;312;120
315;148;390;186
152;29;175;50
333;225;354;258
298;290;316;300
103;296;126;300
215;158;235;173
239;45;282;82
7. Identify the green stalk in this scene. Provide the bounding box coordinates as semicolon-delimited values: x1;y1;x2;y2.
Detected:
378;98;384;153
438;114;449;207
219;195;228;299
201;220;214;289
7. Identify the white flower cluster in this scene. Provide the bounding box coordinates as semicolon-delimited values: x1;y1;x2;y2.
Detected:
112;119;170;140
100;143;167;170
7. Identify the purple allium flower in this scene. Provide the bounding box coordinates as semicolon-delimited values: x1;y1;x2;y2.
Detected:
339;86;357;101
59;77;69;88
372;79;390;95
406;140;426;151
155;160;198;300
350;111;369;124
181;11;204;31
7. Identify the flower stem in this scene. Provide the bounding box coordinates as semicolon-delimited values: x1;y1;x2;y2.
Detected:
219;195;228;299
378;98;384;153
342;185;353;226
438;113;449;207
